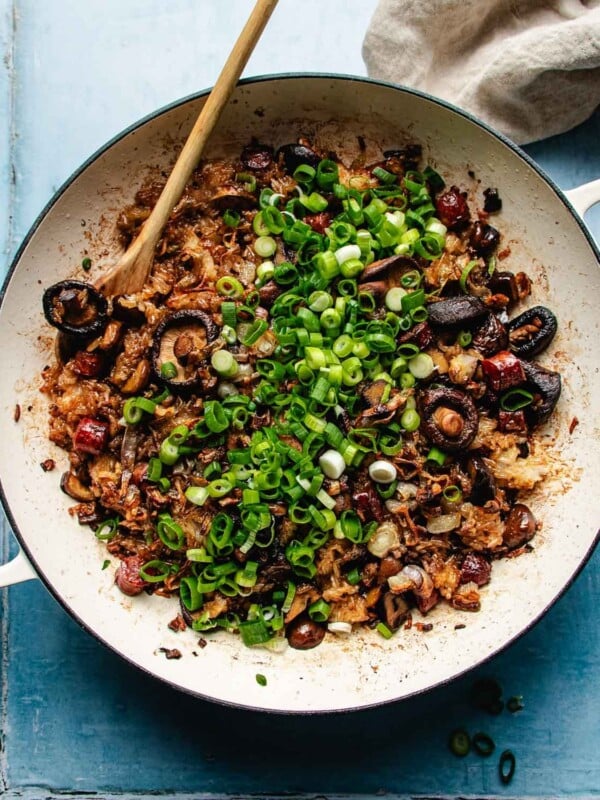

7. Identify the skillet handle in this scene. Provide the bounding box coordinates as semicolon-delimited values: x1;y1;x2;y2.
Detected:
0;548;37;587
564;178;600;218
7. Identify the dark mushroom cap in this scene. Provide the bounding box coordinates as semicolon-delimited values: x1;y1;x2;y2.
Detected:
471;312;508;357
419;386;479;453
276;143;320;173
507;305;557;359
359;254;420;285
42;280;108;337
240;142;274;171
151;309;219;394
427;295;487;328
466;455;497;505
521;360;561;426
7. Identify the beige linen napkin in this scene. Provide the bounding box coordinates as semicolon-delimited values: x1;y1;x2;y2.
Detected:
363;0;600;144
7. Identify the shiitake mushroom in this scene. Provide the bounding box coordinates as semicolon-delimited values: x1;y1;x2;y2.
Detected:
151;310;219;393
427;295;487;328
471;312;508;357
466;455;497;505
419;386;479;453
521;360;561;426
507;306;557;359
43;280;108;337
276;142;320;173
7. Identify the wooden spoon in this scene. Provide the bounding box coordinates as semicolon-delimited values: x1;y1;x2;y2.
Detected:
95;0;279;298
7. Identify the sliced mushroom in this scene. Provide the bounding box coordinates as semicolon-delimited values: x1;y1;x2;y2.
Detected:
507;306;557;359
381;592;410;631
60;470;94;501
151;310;219;393
419;386;479;452
359;254;419;285
210;186;256;211
43;280;108;337
471;312;508;357
521;360;561;426
427;295;487;328
467;455;497;505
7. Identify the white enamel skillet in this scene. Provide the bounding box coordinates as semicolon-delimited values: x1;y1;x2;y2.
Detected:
0;75;598;713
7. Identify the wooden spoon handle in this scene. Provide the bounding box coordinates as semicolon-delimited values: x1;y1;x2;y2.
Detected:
97;0;278;296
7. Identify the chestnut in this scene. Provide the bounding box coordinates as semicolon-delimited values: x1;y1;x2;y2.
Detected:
503;503;536;549
286;614;326;650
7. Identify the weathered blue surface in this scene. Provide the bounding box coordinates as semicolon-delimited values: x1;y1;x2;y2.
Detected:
1;1;599;797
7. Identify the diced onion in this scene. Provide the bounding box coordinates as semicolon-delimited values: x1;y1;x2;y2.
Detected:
426;512;462;534
448;353;479;385
368;459;397;484
328;621;352;635
217;381;238;399
367;520;400;558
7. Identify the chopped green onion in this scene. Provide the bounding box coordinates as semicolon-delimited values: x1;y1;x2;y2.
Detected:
457;330;472;348
443;485;462;503
123;396;156;425
221;301;237;329
239;618;272;647
376;621;394;639
293;164;316;184
500;388;534;411
180;576;203;611
308;598;331;622
385;287;407;311
459;259;479;293
499;750;516;785
95;517;119;541
223;209;241;228
408;352;435;380
185;486;209;506
346;567;361;585
156;513;184;550
449;729;470;757
139;559;172;582
211;349;239;379
426;446;447;466
472;732;496;757
216;276;244;297
81;256;92;271
255;673;268;686
240;318;268;345
254;235;277;258
400;408;421;432
160;361;178;380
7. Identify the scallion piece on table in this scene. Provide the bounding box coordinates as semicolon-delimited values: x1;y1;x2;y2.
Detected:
448;729;470;757
498;750;516;785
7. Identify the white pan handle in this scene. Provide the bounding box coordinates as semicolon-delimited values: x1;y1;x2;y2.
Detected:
0;548;37;586
564;178;600;218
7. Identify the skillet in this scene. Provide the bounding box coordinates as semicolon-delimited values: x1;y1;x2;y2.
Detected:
0;75;598;713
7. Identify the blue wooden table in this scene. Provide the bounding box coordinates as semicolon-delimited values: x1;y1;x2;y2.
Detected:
1;2;599;798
